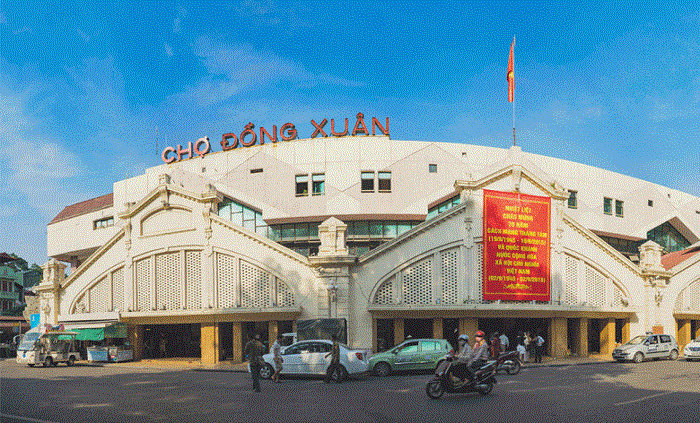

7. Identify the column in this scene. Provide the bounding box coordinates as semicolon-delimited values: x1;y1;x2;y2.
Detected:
201;322;220;365
621;319;630;344
432;318;443;340
394;318;404;346
128;325;144;361
459;317;478;338
372;318;378;353
576;318;589;357
599;318;615;355
549;317;568;358
268;320;279;350
677;319;691;356
694;320;700;341
232;322;243;363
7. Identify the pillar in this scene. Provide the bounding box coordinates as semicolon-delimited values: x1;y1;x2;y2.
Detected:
128;325;144;361
201;322;220;365
621;318;630;344
268;320;279;350
432;318;443;340
576;318;589;356
232;322;243;363
600;318;615;355
459;317;478;338
694;320;700;340
372;318;378;353
677;319;691;355
394;318;404;346
548;318;568;358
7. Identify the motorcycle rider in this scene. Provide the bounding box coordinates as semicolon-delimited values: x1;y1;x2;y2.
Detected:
452;334;472;380
466;330;490;381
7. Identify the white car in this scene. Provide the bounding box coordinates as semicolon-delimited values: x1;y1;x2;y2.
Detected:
684;337;700;361
257;340;369;381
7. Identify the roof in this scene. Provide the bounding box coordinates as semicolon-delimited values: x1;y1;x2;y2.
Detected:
48;193;113;225
0;252;16;263
661;245;700;270
590;230;645;242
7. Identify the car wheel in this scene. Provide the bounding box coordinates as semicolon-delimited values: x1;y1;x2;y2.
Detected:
330;365;347;383
45;357;54;367
633;352;644;363
67;356;76;367
669;350;678;360
374;362;391;377
259;364;274;380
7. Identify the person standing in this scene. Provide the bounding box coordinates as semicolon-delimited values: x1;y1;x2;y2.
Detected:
324;334;342;383
271;334;283;383
499;332;510;351
533;332;545;363
244;333;265;392
490;332;502;358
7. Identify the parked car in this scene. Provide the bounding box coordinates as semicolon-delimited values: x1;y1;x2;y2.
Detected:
683;337;700;361
612;333;679;363
369;338;452;376
257;340;369;381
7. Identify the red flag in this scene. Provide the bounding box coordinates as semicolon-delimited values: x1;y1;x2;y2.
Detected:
507;37;515;103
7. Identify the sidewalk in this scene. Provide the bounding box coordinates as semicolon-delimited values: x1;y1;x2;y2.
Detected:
82;354;616;372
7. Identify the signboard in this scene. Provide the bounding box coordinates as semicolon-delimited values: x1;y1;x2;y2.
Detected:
30;313;40;329
483;189;551;301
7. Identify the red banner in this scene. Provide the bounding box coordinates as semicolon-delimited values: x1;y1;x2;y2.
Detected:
483;189;551;301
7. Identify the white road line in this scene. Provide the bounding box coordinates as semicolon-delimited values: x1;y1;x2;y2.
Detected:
0;413;59;423
614;392;672;406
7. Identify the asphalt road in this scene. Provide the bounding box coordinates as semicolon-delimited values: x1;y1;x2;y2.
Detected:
2;358;699;423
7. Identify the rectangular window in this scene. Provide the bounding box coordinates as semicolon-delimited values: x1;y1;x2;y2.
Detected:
648;200;653;207
615;200;624;217
312;173;325;196
295;223;309;240
429;164;437;173
250;168;263;174
369;221;383;238
361;172;374;192
383;222;397;238
295;175;309;196
378;171;391;192
93;217;114;230
567;190;577;209
603;197;612;215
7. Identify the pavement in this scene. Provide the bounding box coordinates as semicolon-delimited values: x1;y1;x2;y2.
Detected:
88;353;618;372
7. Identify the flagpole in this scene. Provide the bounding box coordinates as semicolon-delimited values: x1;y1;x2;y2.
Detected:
512;35;516;147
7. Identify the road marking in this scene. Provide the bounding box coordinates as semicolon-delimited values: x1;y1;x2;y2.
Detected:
614;392;672;406
0;413;59;423
71;403;112;408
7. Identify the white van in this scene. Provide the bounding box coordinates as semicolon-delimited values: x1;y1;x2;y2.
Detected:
16;329;80;367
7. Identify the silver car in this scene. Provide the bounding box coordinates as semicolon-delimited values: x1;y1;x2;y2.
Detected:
613;334;679;363
683;337;700;361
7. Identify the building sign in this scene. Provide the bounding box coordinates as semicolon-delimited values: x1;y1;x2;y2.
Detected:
483;189;551;301
161;112;389;164
30;313;40;329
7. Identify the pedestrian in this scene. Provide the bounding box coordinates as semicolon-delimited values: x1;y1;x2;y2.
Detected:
158;336;167;358
271;334;283;383
244;333;265;392
524;331;533;361
324;333;343;383
516;341;527;363
490;332;502;358
533;332;545;363
499;332;510;351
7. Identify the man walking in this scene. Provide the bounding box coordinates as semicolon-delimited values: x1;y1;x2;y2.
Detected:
244;333;265;392
324;334;343;383
271;334;283;383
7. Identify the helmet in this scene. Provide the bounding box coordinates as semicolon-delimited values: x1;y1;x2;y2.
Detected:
475;330;485;338
458;334;469;342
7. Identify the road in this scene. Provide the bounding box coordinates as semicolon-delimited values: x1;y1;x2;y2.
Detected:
2;358;699;423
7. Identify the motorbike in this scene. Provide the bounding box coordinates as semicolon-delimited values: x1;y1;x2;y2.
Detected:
495;350;521;375
425;353;497;399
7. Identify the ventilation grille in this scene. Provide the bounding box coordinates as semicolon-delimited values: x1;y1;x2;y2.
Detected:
612;283;625;307
564;255;578;305
475;243;483;303
276;278;295;307
217;253;237;308
585;264;605;307
442;249;459;304
374;279;394;305
402;258;433;305
241;261;271;308
156;252;181;310
112;267;124;312
185;251;202;309
676;279;700;311
89;276;110;313
135;258;151;311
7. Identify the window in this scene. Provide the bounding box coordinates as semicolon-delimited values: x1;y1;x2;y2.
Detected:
647;221;691;253
398;341;419;354
615;200;624;217
567;190;577;209
603;197;612;215
420;341;439;351
378;171;391;192
361;172;374;192
218;197;268;237
295;175;309;196
93;217;114;229
312;173;325;195
429;164;437;173
250;168;263;174
427;195;460;219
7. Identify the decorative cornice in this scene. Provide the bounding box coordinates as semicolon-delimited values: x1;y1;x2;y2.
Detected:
455;164;569;201
117;182;221;220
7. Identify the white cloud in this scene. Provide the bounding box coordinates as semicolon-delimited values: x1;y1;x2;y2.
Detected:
0;12;7;25
12;26;31;35
77;28;90;43
164;42;173;57
173;7;186;33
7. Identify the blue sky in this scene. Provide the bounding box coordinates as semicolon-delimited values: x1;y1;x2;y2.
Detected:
1;1;699;266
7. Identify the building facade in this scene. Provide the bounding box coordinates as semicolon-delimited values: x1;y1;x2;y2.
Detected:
37;135;700;364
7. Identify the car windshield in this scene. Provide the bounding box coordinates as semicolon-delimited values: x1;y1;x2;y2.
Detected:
18;332;40;351
626;335;648;345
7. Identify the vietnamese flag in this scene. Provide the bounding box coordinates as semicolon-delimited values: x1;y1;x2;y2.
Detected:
507;37;515;102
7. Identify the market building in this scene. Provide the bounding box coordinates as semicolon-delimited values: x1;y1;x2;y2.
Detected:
36;121;700;364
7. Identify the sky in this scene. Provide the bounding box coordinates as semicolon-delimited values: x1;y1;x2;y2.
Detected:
1;1;699;267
